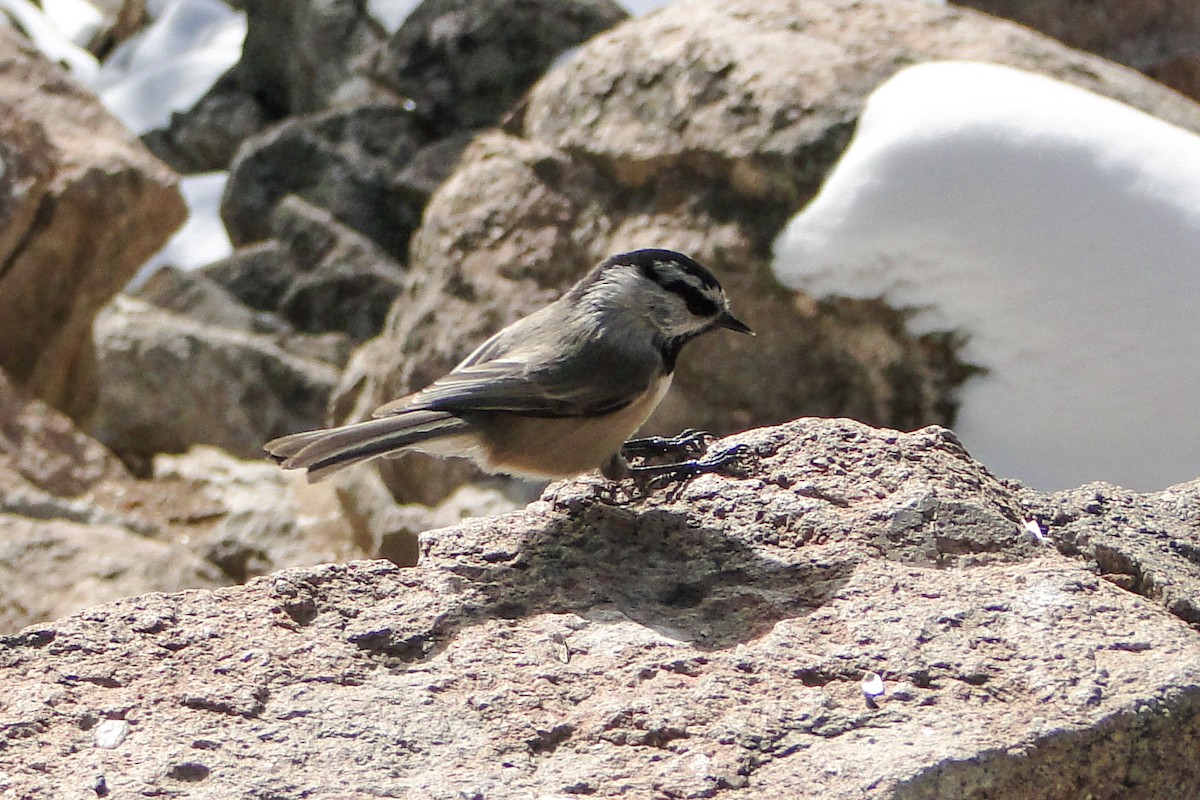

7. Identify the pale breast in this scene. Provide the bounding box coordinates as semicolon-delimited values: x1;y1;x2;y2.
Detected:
479;374;673;479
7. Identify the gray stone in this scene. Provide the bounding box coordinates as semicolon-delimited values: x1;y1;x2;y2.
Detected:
135;264;291;335
221;104;429;258
87;296;339;467
196;195;409;345
199;241;299;314
270;195;409;341
236;0;386;116
351;0;628;136
2;418;1200;797
140;71;270;173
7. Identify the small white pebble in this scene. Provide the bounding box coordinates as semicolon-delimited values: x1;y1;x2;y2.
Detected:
94;719;130;750
860;671;885;698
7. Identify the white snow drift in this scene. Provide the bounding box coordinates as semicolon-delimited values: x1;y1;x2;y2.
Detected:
773;61;1200;491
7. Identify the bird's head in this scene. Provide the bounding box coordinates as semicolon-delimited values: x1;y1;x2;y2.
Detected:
576;249;752;349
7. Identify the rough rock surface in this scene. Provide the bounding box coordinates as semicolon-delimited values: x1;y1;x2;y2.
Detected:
348;0;629;136
1022;482;1200;626
0;366;512;633
2;418;1200;798
334;0;1200;503
220;104;430;257
0;370;231;632
0;26;186;418
88;296;339;468
958;0;1200;101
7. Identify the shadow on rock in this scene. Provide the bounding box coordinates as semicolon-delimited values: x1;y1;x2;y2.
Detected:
429;498;854;652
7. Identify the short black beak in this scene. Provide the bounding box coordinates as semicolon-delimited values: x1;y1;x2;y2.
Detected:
719;311;754;335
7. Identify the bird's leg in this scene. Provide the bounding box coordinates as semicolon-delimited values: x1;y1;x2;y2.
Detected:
625;443;753;493
620;428;714;460
592;439;753;504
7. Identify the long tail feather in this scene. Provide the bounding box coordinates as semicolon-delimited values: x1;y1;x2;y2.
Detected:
264;410;471;482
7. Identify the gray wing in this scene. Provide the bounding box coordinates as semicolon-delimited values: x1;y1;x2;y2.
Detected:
381;309;664;419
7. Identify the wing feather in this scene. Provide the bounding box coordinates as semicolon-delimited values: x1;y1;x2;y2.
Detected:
371;301;666;420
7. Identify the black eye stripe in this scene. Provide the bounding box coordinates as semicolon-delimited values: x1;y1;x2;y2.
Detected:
660;279;721;317
599;248;726;317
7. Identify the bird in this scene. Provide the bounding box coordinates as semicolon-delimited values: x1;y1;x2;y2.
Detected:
264;248;752;484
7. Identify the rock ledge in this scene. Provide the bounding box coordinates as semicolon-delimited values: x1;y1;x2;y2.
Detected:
2;418;1199;799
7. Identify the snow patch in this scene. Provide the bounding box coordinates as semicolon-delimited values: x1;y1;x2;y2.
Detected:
367;0;419;34
772;61;1200;491
95;0;245;134
0;0;99;81
136;171;233;286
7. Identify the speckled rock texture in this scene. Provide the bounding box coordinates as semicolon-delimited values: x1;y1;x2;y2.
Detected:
3;418;1199;799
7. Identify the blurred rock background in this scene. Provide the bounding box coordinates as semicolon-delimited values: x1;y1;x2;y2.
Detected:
0;0;1197;629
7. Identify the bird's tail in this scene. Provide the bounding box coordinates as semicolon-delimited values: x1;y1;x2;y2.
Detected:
264;410;471;483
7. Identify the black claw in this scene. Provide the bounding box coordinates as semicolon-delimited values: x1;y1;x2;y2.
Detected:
627;443;754;494
590;440;754;505
621;428;715;460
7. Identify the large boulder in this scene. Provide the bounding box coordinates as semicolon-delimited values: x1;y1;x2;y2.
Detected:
958;0;1200;101
2;418;1200;796
332;0;1200;503
0;26;186;419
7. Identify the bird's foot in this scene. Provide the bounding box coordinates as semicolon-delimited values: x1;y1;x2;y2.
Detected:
627;443;753;491
592;436;754;505
621;428;714;461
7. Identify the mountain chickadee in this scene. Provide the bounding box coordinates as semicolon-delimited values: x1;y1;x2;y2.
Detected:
265;248;752;484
